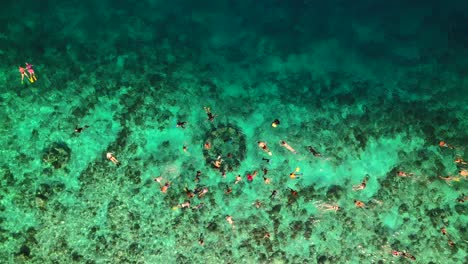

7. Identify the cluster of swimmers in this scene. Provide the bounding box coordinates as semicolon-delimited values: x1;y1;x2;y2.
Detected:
70;105;466;261
18;63;37;84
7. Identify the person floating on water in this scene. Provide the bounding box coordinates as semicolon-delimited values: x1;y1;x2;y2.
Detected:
18;66;29;84
235;174;242;184
454;157;467;165
271;119;280;128
25;63;37;83
247;171;258;182
226;215;234;228
313;201;340;212
74;125;90;133
439;141;455;149
289;167;302;179
154;176;171;193
176;121;187;129
397;171;413;177
258;141;272;156
106;152;120;166
204;106;217;122
280;140;297;154
307;146;321;157
352;175;369;191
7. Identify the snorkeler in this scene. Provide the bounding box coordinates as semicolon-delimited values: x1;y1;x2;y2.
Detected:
198;233;204;246
307;146;321;157
74;125;90;133
226;215;234;227
439;141;455;149
454;157;467;165
289;167;302;179
246;171;258;182
270;190;278;199
354;200;365;208
25;63;37;83
225;185;232;195
195;170;202;182
352;175;369;191
313;201;340;212
280;140;297;154
262;157;270;163
18;66;29;84
176;121;187;129
154;176;171;193
235;174;242;184
271;119;280;128
212;156;223;169
289;188;298;196
258;141;272;156
204;106;217;122
397;171;413;177
184;187;195;199
106;152;120;166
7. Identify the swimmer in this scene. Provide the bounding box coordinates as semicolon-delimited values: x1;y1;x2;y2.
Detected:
289;167;302;179
198;187;209;198
271;119;280;128
204;141;211;150
439;176;461;185
198;233;204;246
270;190;278;199
459;169;468;177
247;171;258;182
258;141;272;156
280;140;297;154
192;203;205;210
226;215;234;227
314;201;340;212
235;174;242;184
397;171;413;177
175;201;190;209
264;232;270;239
184;187;195;199
195;170;201;182
289;188;298;196
352;176;368;191
25;63;37;83
263;168;268;175
454;157;467;165
307;146;321;157
253;200;262;208
439;141;454;149
74;125;90;133
354;200;365;208
263;176;271;184
456;194;467;203
203;106;217;122
262;157;270;163
154;177;171;193
106;152;120;166
176;121;187;129
18;66;29;84
212;156;223;169
182;145;188;152
225;185;232;195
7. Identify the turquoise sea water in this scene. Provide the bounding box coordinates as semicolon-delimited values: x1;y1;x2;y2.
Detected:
0;1;467;263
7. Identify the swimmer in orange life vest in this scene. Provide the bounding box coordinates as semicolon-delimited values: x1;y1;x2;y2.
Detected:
280;140;297;154
258;141;272;156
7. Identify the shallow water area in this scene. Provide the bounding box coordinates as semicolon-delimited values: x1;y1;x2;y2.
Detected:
0;1;467;263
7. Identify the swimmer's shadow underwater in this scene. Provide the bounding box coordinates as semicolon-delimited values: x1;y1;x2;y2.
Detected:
202;123;247;172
